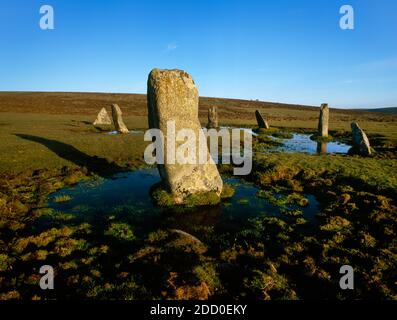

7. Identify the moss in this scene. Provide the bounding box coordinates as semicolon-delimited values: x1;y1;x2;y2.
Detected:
221;184;235;199
0;254;12;272
320;216;351;233
193;263;220;294
105;223;135;242
237;198;249;205
310;134;334;143
151;187;175;208
53;194;72;203
272;132;293;139
185;191;221;207
151;184;221;208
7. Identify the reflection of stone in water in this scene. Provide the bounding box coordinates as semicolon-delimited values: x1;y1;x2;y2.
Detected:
161;205;222;235
316;142;327;155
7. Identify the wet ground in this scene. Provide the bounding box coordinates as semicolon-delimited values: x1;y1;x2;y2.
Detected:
48;168;319;238
270;133;351;154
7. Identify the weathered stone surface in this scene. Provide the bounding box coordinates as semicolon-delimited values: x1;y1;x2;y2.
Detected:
93;107;112;126
206;106;219;129
318;103;329;137
111;104;129;134
147;69;223;204
255;110;269;129
351;122;371;156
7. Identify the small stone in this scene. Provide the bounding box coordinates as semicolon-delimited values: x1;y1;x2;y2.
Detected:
206;106;219;129
93;108;111;126
351;122;371;156
255;110;270;129
111;104;129;134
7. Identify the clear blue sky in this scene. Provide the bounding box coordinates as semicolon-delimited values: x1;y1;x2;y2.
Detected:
1;0;396;108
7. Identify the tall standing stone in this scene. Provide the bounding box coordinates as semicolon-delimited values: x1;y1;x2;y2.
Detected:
147;69;223;204
318;103;329;137
351;122;371;156
111;104;129;134
93;107;112;126
207;106;219;129
255;110;270;129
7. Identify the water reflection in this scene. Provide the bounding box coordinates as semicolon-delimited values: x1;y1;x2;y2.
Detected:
47;169;320;238
273;134;350;154
316;142;327;155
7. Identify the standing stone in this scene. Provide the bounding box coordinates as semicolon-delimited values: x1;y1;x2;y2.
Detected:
147;69;223;204
318;103;329;137
207;106;219;129
255;110;270;129
93;107;112;126
111;104;129;134
351;122;371;156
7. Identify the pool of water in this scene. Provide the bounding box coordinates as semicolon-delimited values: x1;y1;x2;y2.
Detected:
107;130;144;135
47;168;319;237
271;133;350;154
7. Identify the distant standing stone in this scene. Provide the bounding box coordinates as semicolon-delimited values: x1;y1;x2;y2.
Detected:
147;69;223;204
207;106;219;129
93;107;112;126
318;103;329;137
111;104;129;134
255;110;270;129
351;122;371;156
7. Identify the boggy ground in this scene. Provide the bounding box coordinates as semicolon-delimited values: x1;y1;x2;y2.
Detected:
0;92;396;300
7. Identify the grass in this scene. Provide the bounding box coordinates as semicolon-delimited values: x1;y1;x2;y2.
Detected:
0;92;396;175
0;92;396;300
151;183;222;208
53;194;72;203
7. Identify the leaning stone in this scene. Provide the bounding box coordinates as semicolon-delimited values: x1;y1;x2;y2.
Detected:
351;122;371;156
93;107;112;126
318;103;329;137
147;69;223;204
111;104;129;134
255;110;270;129
206;106;219;129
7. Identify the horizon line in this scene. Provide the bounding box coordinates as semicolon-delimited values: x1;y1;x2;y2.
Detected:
0;90;395;110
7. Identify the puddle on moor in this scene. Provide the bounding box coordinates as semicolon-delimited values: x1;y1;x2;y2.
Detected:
214;128;350;155
46;131;340;237
270;133;351;154
47;169;319;238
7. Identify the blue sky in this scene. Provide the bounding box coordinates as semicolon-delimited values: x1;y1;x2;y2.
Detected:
1;0;396;108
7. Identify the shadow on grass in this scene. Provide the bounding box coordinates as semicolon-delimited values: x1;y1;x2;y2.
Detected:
15;134;125;177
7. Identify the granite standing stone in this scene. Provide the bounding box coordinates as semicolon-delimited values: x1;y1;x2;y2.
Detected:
147;69;223;204
351;122;371;155
318;103;329;137
207;106;219;129
111;104;129;134
255;110;270;129
93;107;112;126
